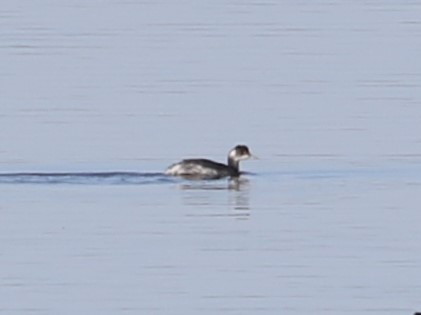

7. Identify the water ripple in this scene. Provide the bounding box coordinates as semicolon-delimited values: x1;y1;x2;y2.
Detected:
0;172;171;185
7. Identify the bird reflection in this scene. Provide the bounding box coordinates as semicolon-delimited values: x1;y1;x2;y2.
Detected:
179;177;248;191
178;178;251;215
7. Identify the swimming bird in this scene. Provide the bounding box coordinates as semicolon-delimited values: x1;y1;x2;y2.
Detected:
165;145;255;179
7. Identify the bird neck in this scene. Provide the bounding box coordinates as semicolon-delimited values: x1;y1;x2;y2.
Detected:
228;157;239;172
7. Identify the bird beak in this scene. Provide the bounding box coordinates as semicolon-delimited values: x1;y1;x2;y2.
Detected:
249;154;258;160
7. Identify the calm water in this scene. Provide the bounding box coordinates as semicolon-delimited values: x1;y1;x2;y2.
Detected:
1;1;421;314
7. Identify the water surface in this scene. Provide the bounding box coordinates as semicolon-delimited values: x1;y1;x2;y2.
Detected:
1;1;421;314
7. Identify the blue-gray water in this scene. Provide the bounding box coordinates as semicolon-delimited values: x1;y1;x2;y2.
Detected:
1;1;421;314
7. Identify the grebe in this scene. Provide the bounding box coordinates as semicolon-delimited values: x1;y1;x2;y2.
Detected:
165;145;255;179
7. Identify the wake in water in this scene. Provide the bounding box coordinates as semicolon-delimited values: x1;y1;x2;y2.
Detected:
0;172;173;185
